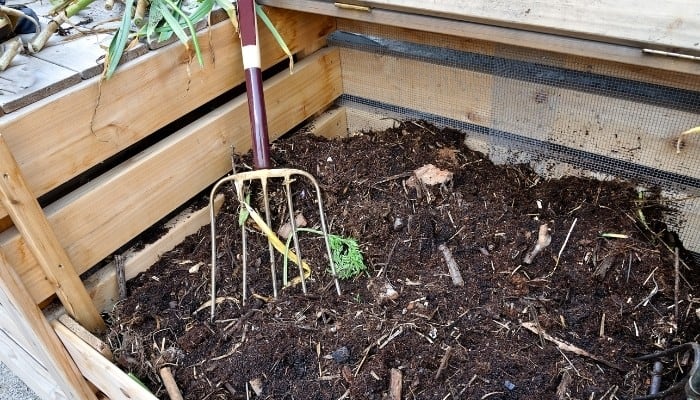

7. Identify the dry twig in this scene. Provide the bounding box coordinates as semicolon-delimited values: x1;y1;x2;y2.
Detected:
435;346;453;380
115;254;127;301
524;224;551;264
521;322;624;371
390;368;402;400
438;244;464;286
674;247;680;331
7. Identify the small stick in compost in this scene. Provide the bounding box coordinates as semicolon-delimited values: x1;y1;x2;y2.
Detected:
556;370;572;399
435;346;453;380
555;218;577;266
674;247;680;330
159;367;184;400
438;244;464;286
390;368;402;400
523;224;551;264
115;254;127;301
521;322;623;371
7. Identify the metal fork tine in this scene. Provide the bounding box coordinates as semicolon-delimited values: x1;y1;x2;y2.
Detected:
284;175;307;293
209;168;342;321
260;178;278;299
235;180;249;306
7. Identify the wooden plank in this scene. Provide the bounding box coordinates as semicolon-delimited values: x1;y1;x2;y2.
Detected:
53;320;158;400
344;104;404;134
34;35;149;80
0;135;105;333
57;315;112;360
341;48;494;126
0;10;334;223
0;53;81;113
85;194;225;312
304;107;350;139
340;48;700;180
0;251;97;400
5;48;342;306
336;18;700;92
0;328;66;400
261;0;700;77
340;0;700;54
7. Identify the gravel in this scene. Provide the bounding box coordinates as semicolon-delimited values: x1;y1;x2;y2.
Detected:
0;362;40;400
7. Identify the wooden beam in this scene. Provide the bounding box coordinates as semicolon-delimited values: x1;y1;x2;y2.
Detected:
57;314;113;360
0;10;334;223
0;135;105;333
53;320;158;400
0;53;81;114
0;251;97;400
4;48;343;306
347;0;700;54
0;328;67;400
260;0;700;77
304;107;350;139
340;48;700;180
336;19;700;92
85;194;224;312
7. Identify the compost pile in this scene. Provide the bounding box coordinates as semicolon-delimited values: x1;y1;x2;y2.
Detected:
107;121;698;399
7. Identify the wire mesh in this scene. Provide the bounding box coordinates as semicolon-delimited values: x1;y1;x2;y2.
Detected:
328;28;700;260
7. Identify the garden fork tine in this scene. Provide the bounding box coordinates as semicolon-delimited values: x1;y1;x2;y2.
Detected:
209;169;341;320
209;0;340;321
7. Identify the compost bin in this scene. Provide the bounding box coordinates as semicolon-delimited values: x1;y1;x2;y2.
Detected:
0;0;697;399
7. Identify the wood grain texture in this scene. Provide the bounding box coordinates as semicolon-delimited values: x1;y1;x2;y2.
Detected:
336;18;700;92
0;54;81;113
340;48;700;179
261;0;700;77
0;10;334;224
0;251;97;400
0;135;105;333
85;194;224;313
4;48;342;306
349;0;700;54
53;320;158;400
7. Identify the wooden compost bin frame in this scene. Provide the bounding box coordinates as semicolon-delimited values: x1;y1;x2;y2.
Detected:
0;2;698;399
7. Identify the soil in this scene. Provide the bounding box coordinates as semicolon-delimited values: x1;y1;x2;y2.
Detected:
107;121;699;400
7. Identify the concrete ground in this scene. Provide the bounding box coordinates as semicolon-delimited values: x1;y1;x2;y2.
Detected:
0;362;40;400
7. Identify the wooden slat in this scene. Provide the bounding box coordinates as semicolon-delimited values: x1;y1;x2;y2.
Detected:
0;328;65;400
0;53;81;114
260;0;700;77
336;18;700;92
0;251;97;400
53;320;158;400
340;48;700;179
0;135;105;333
34;36;149;80
85;194;225;313
4;48;342;306
57;315;113;360
304;107;350;139
341;0;700;54
0;9;334;223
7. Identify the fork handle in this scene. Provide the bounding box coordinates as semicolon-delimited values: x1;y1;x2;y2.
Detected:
239;0;271;169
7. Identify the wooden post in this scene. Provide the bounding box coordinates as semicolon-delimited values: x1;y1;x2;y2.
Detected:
0;134;105;333
0;251;97;400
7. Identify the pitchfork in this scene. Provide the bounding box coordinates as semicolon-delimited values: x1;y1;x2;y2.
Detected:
208;0;341;320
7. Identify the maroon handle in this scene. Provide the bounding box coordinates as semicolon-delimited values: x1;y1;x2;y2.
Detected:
238;0;271;169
